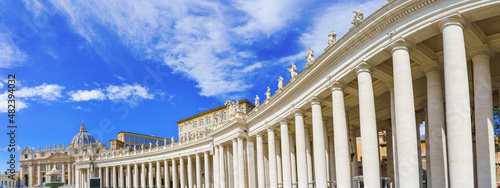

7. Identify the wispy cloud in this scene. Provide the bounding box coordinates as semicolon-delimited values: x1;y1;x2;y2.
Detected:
32;0;306;98
0;33;27;68
68;84;155;105
0;83;63;112
69;89;106;101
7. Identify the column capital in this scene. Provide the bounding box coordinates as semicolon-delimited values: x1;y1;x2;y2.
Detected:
329;81;344;92
469;45;494;59
280;118;289;125
390;39;410;54
438;16;465;31
422;61;442;74
267;128;275;133
294;108;304;117
355;62;373;75
310;96;323;106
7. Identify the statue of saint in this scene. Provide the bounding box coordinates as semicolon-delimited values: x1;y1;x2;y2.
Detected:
351;10;364;26
265;87;271;100
287;63;297;78
255;95;260;106
306;47;315;63
328;30;337;45
278;76;284;89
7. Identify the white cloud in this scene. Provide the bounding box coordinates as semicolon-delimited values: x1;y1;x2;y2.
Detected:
69;89;106;101
0;33;27;68
39;0;291;98
17;83;65;100
113;74;126;82
0;82;4;88
74;106;82;110
106;84;154;100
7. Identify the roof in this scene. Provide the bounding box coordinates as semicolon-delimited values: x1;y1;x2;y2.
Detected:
117;131;170;141
176;99;254;124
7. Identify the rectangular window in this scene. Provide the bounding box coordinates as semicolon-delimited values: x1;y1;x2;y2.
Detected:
199;120;203;126
206;118;210;124
193;122;196;128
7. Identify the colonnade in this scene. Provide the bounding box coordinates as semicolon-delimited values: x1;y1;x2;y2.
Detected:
20;162;75;187
74;15;499;188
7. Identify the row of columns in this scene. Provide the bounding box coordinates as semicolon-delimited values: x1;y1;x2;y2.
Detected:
74;17;497;188
20;163;75;187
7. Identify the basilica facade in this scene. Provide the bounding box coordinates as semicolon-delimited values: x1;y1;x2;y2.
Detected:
24;0;500;188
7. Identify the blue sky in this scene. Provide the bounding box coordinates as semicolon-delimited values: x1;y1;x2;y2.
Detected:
0;0;387;171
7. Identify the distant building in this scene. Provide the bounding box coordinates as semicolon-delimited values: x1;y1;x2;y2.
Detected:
110;131;172;150
176;99;254;142
0;171;20;188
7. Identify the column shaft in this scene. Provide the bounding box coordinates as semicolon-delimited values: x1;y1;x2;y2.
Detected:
214;146;219;188
425;65;448;188
141;163;146;188
196;154;202;188
280;120;292;188
180;157;185;188
441;18;474;187
134;163;139;188
392;43;419;187
257;134;266;188
220;145;226;188
356;64;381;188
311;97;328;187
120;165;124;188
247;138;256;188
173;159;178;188
294;111;308;188
268;129;278;188
290;134;297;185
165;160;170;188
305;128;313;186
157;161;162;188
149;162;154;188
106;166;110;188
331;84;351;188
204;152;211;188
238;138;245;188
188;156;194;188
233;139;239;187
113;166;117;188
472;51;495;188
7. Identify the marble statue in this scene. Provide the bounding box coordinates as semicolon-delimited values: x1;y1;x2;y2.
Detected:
351;10;364;26
156;140;159;146
288;63;298;78
328;30;337;45
265;87;271;100
255;95;260;106
278;76;284;89
306;47;315;63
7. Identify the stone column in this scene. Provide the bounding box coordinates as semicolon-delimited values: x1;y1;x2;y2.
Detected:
233;139;239;187
113;166;117;188
330;82;351;188
106;166;110;188
126;164;131;188
386;129;394;183
355;63;381;188
180;157;186;188
165;160;170;188
173;159;178;188
220;145;226;188
37;165;41;185
238;138;245;188
247;138;257;188
391;42;419;187
472;48;495;188
329;136;335;185
290;134;297;185
188;156;194;188
204;151;210;188
195;154;201;188
157;161;162;188
294;110;308;188
439;17;474;187
256;134;266;188
423;63;448;188
268;129;278;188
98;167;102;187
61;164;65;184
120;165;124;188
75;169;80;188
311;97;328;187
280;120;292;188
134;163;139;188
305;128;313;186
386;82;399;188
149;162;154;188
69;163;72;185
29;165;33;187
276;138;282;185
214;146;220;188
142;163;146;188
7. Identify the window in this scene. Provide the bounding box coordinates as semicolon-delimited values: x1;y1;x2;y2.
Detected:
24;154;28;159
222;113;226;120
130;145;135;149
206;118;210;124
136;145;140;150
58;164;61;169
103;154;106;156
25;167;27;172
199;120;203;126
125;144;129;148
193;122;196;128
125;135;129;142
42;166;45;171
